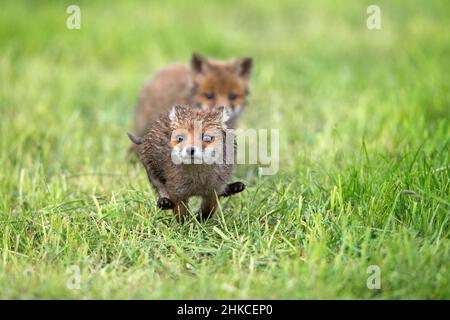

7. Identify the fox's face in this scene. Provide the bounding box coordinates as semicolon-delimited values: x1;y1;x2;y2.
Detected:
190;53;253;121
169;105;230;164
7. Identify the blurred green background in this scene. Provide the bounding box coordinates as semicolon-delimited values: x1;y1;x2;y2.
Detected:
0;0;448;298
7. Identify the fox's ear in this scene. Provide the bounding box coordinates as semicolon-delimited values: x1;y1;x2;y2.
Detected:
216;106;230;125
169;105;183;122
127;132;143;145
191;53;208;74
237;57;253;79
169;106;177;122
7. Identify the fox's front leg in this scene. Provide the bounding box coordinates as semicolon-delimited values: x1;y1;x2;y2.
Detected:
155;186;174;210
198;195;218;221
220;181;246;197
144;167;174;210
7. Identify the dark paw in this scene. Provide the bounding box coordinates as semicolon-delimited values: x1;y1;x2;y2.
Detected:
222;181;246;196
157;197;174;210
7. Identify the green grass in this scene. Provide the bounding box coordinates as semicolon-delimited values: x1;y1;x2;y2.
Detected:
0;0;449;299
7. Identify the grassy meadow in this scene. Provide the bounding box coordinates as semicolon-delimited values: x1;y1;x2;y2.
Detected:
0;0;449;299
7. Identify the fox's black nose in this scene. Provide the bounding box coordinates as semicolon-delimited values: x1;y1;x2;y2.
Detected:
187;147;195;156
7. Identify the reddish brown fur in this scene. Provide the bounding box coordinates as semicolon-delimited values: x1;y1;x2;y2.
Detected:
133;53;253;138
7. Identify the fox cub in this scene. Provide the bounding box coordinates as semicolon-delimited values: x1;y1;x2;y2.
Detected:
133;53;253;137
128;105;245;222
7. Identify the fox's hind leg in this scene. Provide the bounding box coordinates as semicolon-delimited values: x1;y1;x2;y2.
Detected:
173;199;189;222
198;195;218;221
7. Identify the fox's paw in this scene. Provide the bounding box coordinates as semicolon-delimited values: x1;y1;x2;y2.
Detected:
157;197;174;210
222;181;246;197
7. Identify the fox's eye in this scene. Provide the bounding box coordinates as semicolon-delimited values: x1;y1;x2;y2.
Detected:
202;134;214;143
205;92;215;100
175;135;185;143
228;92;238;101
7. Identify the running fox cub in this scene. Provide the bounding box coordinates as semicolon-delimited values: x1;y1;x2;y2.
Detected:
128;105;245;222
133;53;253;137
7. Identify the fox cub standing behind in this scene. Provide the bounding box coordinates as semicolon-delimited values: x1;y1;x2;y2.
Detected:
133;53;253;137
128;105;245;222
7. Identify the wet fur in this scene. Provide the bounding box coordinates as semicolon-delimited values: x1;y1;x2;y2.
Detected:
130;105;245;222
